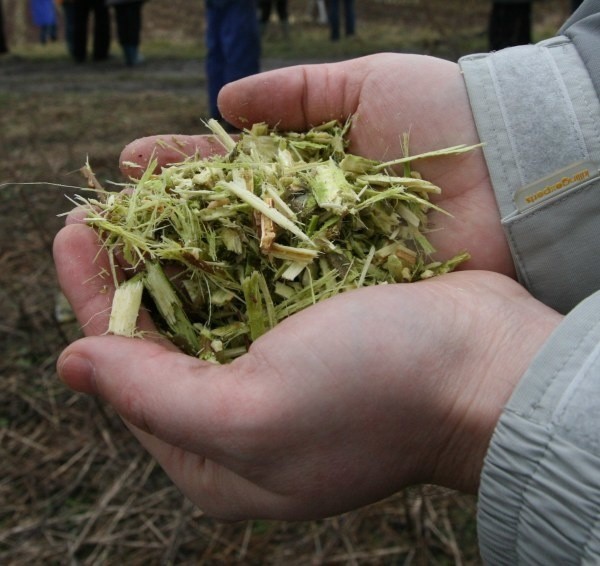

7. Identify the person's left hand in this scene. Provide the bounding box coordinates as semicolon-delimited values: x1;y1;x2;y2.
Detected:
118;54;513;276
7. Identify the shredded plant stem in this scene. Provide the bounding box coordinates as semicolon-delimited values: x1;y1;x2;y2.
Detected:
78;119;472;362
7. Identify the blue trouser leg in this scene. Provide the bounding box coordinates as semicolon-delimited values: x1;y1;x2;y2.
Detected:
206;1;260;120
206;6;226;119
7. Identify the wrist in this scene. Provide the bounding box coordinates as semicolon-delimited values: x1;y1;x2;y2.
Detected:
426;272;563;493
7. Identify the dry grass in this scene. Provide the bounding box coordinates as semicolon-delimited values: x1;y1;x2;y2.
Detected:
0;0;571;563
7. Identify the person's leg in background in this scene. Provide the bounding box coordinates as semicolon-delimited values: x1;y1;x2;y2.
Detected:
275;0;289;39
72;0;91;62
114;1;142;65
489;1;531;51
206;1;260;124
206;2;226;121
0;0;7;54
91;0;110;61
259;0;271;35
326;0;340;41
343;0;355;37
62;1;76;58
220;1;260;88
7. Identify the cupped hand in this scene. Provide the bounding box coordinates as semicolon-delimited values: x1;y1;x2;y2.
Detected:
54;222;561;521
119;53;513;276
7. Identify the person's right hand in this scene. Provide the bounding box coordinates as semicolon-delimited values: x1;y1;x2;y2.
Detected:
120;53;513;276
54;219;562;522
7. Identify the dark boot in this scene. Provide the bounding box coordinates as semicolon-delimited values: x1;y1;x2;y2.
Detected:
122;44;139;66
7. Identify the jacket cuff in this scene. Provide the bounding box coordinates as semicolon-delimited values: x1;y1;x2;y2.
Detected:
459;38;600;313
476;290;600;564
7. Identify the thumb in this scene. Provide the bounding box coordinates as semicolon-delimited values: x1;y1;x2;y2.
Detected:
56;335;297;520
218;58;366;131
118;134;228;180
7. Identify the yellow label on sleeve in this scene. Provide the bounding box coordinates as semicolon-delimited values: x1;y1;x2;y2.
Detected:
514;161;598;212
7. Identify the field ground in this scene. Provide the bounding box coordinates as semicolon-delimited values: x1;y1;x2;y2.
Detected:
1;1;571;563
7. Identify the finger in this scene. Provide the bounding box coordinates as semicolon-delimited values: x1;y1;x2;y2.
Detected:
57;335;235;456
120;423;289;520
118;58;369;179
53;223;156;335
56;330;298;471
55;333;315;520
55;335;281;518
56;332;304;518
119;134;228;179
64;205;89;226
218;58;368;131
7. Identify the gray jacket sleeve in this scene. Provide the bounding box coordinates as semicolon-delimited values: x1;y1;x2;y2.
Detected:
476;292;600;564
458;1;600;563
460;2;600;315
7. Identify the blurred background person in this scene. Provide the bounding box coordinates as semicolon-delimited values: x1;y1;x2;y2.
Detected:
205;0;260;127
488;0;532;50
306;0;327;24
0;0;8;54
30;0;58;44
57;0;75;58
259;0;289;40
326;0;355;42
106;0;147;66
72;0;110;62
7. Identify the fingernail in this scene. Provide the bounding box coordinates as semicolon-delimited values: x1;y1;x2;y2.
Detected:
57;353;97;395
